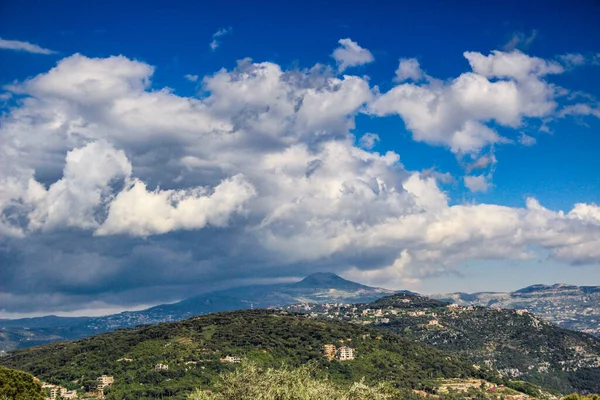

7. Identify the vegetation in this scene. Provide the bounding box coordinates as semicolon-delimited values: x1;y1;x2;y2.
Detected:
187;362;418;400
0;365;44;400
0;309;492;399
297;293;600;394
2;298;598;399
562;396;600;400
186;362;560;400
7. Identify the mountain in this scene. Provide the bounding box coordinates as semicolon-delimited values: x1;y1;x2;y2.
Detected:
0;273;395;352
0;309;523;400
430;284;600;336
288;292;600;394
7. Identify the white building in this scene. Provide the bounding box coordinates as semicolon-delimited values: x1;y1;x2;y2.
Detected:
96;375;115;391
336;346;355;361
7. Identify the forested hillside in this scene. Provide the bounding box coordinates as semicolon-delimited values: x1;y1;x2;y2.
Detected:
1;309;517;400
289;293;600;394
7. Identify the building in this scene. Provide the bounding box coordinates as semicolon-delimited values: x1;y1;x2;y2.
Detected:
336;346;355;361
48;387;59;400
408;311;425;317
323;344;336;360
220;355;241;363
61;389;78;399
96;375;114;391
43;384;78;400
155;363;169;370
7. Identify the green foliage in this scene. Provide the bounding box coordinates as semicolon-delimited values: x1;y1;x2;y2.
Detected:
304;296;600;394
562;395;600;400
187;362;414;400
0;310;486;399
0;365;44;400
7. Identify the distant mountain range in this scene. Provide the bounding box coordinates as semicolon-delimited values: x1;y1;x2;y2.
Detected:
431;283;600;336
4;291;600;396
0;272;395;352
2;275;599;353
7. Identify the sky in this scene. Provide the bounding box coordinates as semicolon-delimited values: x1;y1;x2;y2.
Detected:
1;0;600;318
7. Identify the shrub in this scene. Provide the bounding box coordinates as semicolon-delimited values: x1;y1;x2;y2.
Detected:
188;362;408;400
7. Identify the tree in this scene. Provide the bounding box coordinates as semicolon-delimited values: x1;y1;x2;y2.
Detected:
187;362;417;400
0;366;44;400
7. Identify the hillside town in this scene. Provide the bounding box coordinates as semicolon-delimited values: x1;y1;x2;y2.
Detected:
433;285;600;337
39;375;114;399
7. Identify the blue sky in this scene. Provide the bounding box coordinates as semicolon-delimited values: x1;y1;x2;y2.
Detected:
1;0;599;316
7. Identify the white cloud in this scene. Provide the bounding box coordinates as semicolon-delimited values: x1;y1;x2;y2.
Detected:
27;141;132;231
465;154;496;173
464;175;490;193
213;28;231;38
519;133;537;146
209;27;231;51
2;49;600;310
358;133;380;149
0;38;56;54
97;174;255;236
394;58;423;82
559;103;600;119
332;38;374;72
184;74;199;82
22;53;153;103
559;53;586;68
370;50;564;153
465;50;564;80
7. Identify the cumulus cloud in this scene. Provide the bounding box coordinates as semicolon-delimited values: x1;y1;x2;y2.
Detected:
1;48;600;314
27;141;132;231
464;175;490;193
184;74;199;82
0;139;254;237
332;38;374;72
97;174;255;236
0;37;56;54
370;50;565;153
394;58;424;82
358;133;380;149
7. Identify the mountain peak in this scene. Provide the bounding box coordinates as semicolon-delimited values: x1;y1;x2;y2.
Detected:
292;272;368;290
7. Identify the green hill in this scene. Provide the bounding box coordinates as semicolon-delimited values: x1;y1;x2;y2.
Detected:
0;365;44;400
0;309;504;399
0;273;395;352
288;293;600;394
